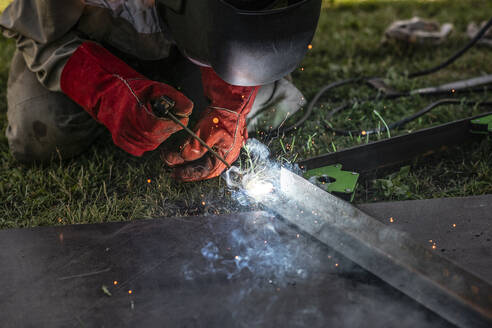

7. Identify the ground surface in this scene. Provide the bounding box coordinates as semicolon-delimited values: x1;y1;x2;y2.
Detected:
1;0;491;229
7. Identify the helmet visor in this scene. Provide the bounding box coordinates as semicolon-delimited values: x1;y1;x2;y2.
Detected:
161;0;322;86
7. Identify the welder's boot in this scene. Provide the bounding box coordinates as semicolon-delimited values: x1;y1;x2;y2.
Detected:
246;77;307;133
5;50;104;163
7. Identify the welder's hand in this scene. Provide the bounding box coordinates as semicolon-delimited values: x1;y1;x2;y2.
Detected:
60;42;193;156
163;67;259;182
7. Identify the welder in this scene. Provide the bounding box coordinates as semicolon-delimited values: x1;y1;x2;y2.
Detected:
0;0;321;181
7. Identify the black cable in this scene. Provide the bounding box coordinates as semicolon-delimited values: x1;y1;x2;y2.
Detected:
321;79;492;129
408;17;492;78
278;78;361;134
323;100;492;136
266;16;492;137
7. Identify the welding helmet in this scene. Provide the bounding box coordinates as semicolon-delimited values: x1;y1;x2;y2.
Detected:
157;0;322;86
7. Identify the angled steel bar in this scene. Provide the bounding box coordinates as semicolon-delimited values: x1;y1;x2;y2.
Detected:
267;168;492;328
298;112;491;173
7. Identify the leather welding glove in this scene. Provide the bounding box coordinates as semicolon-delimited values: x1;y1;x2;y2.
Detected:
163;67;259;182
60;42;193;156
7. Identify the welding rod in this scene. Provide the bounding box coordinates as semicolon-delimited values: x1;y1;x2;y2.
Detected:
152;97;231;169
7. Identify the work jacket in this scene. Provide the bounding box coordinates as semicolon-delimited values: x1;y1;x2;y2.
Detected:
0;0;174;92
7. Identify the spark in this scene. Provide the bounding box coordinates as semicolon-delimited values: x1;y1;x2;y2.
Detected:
452;223;456;228
244;179;274;200
113;281;118;285
361;130;367;136
300;67;305;71
389;217;394;223
147;179;151;184
432;245;437;250
212;117;219;124
201;201;206;206
335;263;339;267
308;44;313;50
128;290;133;294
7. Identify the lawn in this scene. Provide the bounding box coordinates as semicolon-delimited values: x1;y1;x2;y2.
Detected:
1;0;491;229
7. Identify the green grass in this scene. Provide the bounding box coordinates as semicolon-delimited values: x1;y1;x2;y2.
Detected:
1;0;492;229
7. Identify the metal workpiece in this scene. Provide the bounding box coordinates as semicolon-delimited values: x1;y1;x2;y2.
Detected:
298;113;491;173
358;195;492;284
0;212;451;328
272;168;492;328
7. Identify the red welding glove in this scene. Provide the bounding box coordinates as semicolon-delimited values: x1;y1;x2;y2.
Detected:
60;42;193;156
163;67;259;181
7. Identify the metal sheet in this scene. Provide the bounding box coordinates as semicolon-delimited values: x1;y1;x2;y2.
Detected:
274;168;492;328
0;212;451;328
358;195;492;284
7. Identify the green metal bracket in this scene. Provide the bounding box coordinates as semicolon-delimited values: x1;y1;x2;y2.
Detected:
470;115;492;136
303;164;360;202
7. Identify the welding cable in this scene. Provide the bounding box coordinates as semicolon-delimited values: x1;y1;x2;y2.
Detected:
276;78;361;135
320;76;492;136
269;16;492;136
249;77;363;139
321;74;492;127
323;99;492;136
408;17;492;78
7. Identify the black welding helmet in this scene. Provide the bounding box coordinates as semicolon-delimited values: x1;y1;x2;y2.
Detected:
157;0;322;86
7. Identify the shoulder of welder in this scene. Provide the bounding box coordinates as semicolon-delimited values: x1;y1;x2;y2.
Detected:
0;0;85;43
0;0;174;61
78;0;174;60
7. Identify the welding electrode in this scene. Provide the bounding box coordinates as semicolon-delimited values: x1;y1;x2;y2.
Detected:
152;96;232;169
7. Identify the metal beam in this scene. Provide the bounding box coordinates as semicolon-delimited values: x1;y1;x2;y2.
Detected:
298;113;491;173
269;168;492;328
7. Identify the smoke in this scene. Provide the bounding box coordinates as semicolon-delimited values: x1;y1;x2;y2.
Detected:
183;212;316;283
180;210;346;326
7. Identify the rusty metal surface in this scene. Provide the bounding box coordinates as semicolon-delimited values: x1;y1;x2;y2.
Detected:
274;168;492;328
